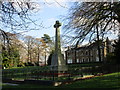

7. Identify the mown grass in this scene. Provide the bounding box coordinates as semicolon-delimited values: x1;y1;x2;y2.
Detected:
2;63;101;75
68;62;101;67
60;72;120;88
2;72;120;89
2;64;95;80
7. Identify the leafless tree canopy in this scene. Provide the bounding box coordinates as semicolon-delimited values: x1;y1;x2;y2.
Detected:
0;0;40;50
0;0;40;30
64;2;120;45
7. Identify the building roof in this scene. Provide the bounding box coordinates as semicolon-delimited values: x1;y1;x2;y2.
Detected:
65;38;117;52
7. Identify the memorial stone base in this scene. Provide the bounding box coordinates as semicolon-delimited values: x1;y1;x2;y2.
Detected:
50;20;68;77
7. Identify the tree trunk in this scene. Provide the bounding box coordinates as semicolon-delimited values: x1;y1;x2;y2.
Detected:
96;25;101;62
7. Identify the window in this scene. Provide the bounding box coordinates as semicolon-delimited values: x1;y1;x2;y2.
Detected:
90;50;93;56
96;57;99;62
76;51;79;53
87;58;89;62
76;51;79;56
82;58;84;62
79;59;81;63
77;59;79;63
79;51;81;56
81;51;84;55
68;59;72;64
81;51;83;55
86;51;88;55
89;58;91;62
90;57;93;62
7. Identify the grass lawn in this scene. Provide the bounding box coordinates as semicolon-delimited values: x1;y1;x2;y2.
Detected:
60;72;120;89
2;72;120;89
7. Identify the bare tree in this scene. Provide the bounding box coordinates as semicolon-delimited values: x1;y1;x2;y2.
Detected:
0;0;40;30
24;36;34;63
0;0;40;64
64;2;120;45
35;38;43;65
0;0;40;50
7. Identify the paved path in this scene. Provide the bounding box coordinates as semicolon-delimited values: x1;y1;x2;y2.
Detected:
3;83;19;86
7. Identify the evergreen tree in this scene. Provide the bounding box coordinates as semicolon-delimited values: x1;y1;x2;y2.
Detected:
47;50;54;66
2;46;20;68
42;34;52;43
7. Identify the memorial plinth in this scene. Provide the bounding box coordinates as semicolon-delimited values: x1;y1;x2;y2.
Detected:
51;20;67;73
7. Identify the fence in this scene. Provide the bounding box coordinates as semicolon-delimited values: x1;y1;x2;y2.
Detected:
3;64;119;81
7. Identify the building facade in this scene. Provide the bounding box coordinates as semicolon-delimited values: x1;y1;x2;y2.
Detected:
65;38;115;64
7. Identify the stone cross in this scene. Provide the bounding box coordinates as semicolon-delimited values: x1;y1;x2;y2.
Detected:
51;20;67;72
54;20;61;55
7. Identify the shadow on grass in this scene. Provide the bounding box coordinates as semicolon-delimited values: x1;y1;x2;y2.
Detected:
59;72;120;88
2;72;120;89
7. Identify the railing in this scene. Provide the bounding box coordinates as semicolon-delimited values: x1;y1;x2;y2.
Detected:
2;64;109;81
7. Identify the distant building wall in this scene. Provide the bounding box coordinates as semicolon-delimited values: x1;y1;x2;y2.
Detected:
65;39;115;64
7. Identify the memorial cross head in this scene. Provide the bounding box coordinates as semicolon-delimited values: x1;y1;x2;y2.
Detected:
54;20;61;28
